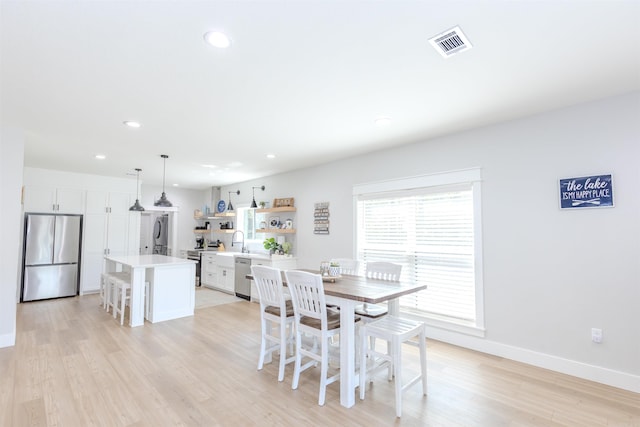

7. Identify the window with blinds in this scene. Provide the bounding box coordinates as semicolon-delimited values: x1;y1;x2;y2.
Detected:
356;184;477;324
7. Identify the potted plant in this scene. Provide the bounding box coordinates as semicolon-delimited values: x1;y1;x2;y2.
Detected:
281;241;292;255
263;237;280;254
329;261;341;277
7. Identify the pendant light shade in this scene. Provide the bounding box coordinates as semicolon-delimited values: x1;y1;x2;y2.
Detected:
154;154;173;207
129;168;145;211
251;185;265;208
227;190;240;211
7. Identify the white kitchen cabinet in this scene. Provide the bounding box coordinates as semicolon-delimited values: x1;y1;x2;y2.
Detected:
80;190;139;294
215;254;235;294
23;186;85;213
216;266;235;293
201;252;218;289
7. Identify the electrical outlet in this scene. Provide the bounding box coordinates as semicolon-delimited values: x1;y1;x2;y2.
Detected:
591;328;603;343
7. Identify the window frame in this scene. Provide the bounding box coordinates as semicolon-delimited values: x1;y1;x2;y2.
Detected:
353;168;485;337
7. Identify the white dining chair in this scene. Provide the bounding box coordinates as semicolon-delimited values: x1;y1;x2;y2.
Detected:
356;261;403;319
251;265;296;382
359;315;427;417
330;258;360;276
366;261;402;281
284;269;360;406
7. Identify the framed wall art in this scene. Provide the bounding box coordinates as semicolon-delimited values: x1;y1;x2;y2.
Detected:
559;174;614;209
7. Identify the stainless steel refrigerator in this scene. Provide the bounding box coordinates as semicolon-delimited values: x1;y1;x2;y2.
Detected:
21;213;82;302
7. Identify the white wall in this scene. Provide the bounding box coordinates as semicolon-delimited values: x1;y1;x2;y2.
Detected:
0;128;24;348
221;92;640;392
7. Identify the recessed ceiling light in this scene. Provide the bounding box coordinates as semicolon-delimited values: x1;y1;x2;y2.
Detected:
266;154;276;159
202;164;217;169
374;116;392;127
204;31;231;48
123;121;141;128
172;183;179;187
95;154;106;160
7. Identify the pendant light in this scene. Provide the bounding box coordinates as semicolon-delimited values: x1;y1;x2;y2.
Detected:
251;185;265;208
227;190;240;211
154;154;173;207
129;168;145;211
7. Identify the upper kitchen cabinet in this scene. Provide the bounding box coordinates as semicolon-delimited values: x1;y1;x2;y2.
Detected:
255;206;296;234
23;186;85;214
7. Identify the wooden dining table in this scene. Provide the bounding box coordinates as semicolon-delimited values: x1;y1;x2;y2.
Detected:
247;269;426;408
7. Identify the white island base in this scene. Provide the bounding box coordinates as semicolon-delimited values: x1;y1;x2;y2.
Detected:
104;255;196;327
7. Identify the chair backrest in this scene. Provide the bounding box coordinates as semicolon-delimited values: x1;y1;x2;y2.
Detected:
365;261;402;282
330;258;360;276
251;265;287;311
284;270;328;327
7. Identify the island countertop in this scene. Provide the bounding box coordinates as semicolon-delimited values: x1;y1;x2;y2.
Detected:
105;254;196;268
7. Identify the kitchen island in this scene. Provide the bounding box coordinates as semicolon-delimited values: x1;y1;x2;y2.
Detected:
104;254;197;327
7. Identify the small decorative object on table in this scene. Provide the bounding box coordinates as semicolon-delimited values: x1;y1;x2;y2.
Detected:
320;261;330;276
329;261;341;277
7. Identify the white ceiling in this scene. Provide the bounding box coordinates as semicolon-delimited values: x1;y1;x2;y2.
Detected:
2;1;639;190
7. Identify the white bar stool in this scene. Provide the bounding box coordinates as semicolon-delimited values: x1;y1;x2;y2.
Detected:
103;272;130;314
112;276;132;326
359;315;427;418
100;273;110;310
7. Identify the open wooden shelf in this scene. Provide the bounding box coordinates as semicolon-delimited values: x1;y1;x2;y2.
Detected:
255;207;297;213
255;228;296;234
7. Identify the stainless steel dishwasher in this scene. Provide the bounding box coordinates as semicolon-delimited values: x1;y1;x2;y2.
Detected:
234;257;252;300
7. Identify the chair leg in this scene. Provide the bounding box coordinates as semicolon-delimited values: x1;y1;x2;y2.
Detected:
387;339;393;381
120;285;127;326
278;320;287;382
112;282;119;319
258;317;267;371
291;331;302;390
318;336;329;406
359;326;367;400
288;322;295;356
393;338;402;418
419;329;428;395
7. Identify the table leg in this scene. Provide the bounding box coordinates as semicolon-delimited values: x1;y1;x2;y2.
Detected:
337;298;357;408
388;298;400;316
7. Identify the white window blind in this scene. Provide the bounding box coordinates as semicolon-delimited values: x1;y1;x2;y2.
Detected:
356;184;476;323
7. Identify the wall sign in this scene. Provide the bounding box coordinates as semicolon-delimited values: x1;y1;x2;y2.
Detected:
559;174;614;209
314;202;330;234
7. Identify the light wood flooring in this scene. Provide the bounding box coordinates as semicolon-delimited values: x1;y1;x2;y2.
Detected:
2;294;639;426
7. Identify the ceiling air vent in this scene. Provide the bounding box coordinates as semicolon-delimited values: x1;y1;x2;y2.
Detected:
429;26;472;58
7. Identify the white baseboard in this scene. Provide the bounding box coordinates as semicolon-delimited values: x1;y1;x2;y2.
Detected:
426;326;640;394
0;332;16;348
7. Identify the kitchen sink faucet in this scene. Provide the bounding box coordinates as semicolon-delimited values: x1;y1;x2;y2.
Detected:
231;230;248;253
